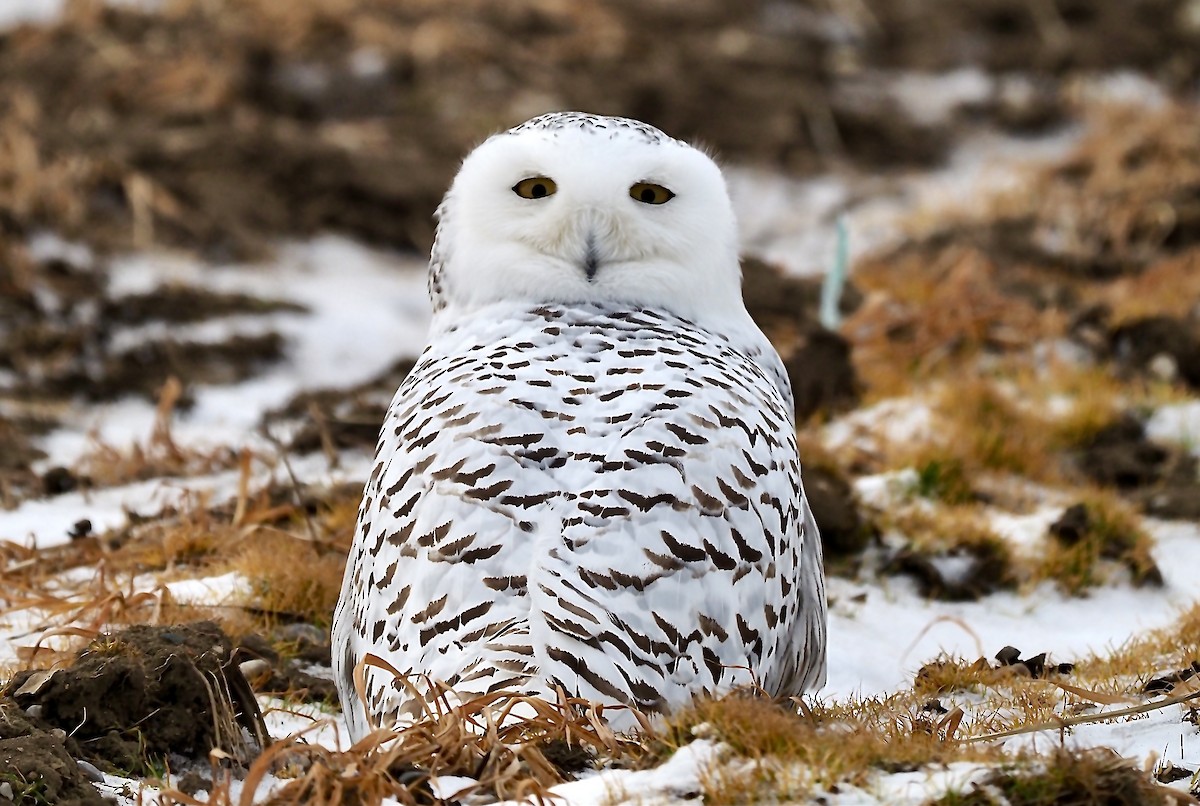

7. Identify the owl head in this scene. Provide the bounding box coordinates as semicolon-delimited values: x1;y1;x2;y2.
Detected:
428;112;746;326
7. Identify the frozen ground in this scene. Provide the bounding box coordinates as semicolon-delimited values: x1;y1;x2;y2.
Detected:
2;4;1198;803
4;154;1200;802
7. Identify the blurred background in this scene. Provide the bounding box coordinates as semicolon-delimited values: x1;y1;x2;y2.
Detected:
0;0;1197;261
2;3;1200;799
1;0;1198;536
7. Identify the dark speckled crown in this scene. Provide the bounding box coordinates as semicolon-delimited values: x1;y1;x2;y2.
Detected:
506;111;682;146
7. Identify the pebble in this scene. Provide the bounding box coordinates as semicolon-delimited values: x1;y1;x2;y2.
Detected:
239;659;273;681
76;759;106;783
24;704;44;719
0;782;12;801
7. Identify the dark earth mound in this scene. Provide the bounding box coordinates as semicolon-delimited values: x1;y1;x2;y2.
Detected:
0;703;110;806
7;622;268;777
884;539;1016;602
741;257;862;420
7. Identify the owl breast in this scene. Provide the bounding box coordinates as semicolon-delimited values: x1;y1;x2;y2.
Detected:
333;301;821;737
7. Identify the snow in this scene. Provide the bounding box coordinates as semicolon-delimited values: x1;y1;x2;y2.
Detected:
726;124;1079;278
0;0;163;30
1146;401;1200;454
34;236;427;473
530;740;722;805
826;517;1200;700
3;224;1197;806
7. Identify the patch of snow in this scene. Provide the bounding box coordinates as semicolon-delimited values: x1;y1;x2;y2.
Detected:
163;571;249;606
726;125;1078;278
530;740;722;805
27;231;95;268
853;469;921;510
1;451;372;548
34;237;429;470
0;1;68;29
824;518;1200;700
988;507;1063;552
0;0;164;31
1069;70;1171;110
867;761;994;803
1146;401;1200;453
883;68;995;125
823;397;936;455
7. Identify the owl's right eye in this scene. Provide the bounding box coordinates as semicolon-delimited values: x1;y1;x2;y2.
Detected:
512;177;557;199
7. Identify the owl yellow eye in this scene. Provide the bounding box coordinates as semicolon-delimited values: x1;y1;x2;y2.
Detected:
630;182;675;205
512;177;557;199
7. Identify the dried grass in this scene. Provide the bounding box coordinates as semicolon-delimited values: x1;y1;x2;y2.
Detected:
1031;494;1160;594
846;248;1051;398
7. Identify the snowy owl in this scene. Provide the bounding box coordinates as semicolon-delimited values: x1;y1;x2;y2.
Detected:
332;112;827;739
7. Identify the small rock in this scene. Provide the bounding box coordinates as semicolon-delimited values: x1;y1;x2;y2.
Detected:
1048;504;1090;545
1148;352;1179;382
921;699;949;714
68;519;93;540
239;659;273;683
995;646;1022;666
42;466;79;496
23;704;44;719
1144;661;1200;694
1020;652;1047;678
1156;760;1194;784
76;758;105;783
0;782;12;801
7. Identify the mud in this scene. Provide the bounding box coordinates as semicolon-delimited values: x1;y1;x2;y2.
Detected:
883;539;1016;602
7;622;267;776
866;0;1200;82
0;704;110;806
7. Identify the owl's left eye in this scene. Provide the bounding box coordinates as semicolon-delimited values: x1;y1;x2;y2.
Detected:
630;182;675;205
513;177;557;199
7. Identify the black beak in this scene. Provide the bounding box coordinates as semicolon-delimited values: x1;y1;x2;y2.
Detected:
583;234;599;281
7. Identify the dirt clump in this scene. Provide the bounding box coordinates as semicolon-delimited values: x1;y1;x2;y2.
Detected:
1109;315;1200;389
884;539;1015;602
238;627;337;704
0;701;112;806
1072;413;1173;489
7;622;268;776
741;257;861;419
803;464;875;561
1047;501;1163;588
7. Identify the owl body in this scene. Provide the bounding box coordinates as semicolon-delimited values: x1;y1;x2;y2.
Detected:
333;113;826;739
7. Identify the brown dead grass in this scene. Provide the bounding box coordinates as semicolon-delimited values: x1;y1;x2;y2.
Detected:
158;687;646;805
1032;494;1160;594
228;532;347;630
846;248;1052;398
1009;104;1200;275
932;747;1183;806
72;377;245;489
1097;251;1200;327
